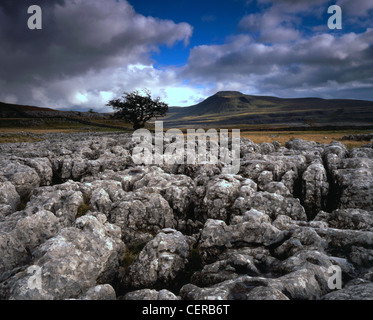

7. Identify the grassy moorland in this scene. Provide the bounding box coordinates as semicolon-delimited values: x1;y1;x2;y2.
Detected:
2;125;370;150
0;116;150;144
240;129;372;149
159;127;372;149
0;97;372;147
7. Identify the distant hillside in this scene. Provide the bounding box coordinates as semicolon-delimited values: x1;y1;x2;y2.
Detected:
2;93;373;131
163;91;373;128
0;102;60;118
0;101;127;132
0;102;109;119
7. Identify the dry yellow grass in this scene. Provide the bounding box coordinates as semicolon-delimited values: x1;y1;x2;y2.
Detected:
1;125;371;149
241;131;370;148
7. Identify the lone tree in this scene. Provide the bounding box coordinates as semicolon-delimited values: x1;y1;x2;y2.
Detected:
107;89;168;130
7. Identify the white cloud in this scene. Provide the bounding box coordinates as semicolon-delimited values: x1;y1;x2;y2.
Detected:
182;27;373;100
0;0;193;110
239;6;301;43
1;0;372;111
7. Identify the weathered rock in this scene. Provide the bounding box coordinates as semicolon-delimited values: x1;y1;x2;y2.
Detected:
350;146;373;159
48;136;134;182
12;210;61;250
199;218;285;264
0;161;40;199
285;138;319;152
24;181;84;228
341;133;373;142
7;215;121;300
203;175;241;221
330;157;373;211
0;233;28;278
322;282;373;300
132;169;195;226
20;157;53;186
180;276;265;300
109;166;161;192
245;286;289;300
257;169;293;196
0;181;20;216
271;268;323;300
96;148;133;172
301;161;329;219
273;226;327;259
123;289;179;300
110;191;176;247
260;142;276;155
0;132;372;301
262;182;291;197
240;138;261;156
180;274;304;300
85;180;126;215
191;247;262;287
315;209;373;231
123;229;191;289
233;191;307;221
315;228;373;252
280;170;298;195
349;246;373;268
0;208;68;280
257;171;273;189
78;284;116;300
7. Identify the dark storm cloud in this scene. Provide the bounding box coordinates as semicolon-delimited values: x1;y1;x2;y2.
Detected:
1;0;372;109
0;0;66;79
336;0;373;16
0;0;192;108
0;0;191;81
181;1;373;100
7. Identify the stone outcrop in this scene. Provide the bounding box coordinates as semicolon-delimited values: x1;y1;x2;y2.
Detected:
122;229;192;289
0;132;372;300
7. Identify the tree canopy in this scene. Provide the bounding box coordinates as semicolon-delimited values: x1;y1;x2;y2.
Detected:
107;89;168;130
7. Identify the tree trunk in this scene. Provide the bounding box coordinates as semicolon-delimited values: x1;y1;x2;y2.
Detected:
133;122;144;130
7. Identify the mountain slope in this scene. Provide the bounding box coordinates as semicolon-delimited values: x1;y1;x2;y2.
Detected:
0;102;109;119
163;91;373;128
0;102;60;118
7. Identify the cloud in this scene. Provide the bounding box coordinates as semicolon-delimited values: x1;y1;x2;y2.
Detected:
256;0;329;13
1;0;372;110
239;5;303;44
182;28;373;100
0;0;193;110
19;62;204;112
176;0;373;101
336;0;373;16
239;10;300;43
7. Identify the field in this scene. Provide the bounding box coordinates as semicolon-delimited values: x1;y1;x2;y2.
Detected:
0;117;146;143
0;118;371;149
240;129;372;149
1;96;372;147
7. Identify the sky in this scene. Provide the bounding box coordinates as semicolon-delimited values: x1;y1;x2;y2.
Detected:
0;0;373;112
